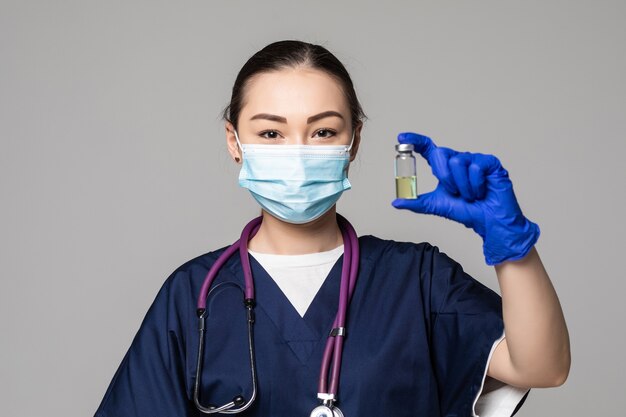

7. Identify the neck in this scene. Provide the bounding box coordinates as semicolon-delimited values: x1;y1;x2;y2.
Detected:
248;208;343;255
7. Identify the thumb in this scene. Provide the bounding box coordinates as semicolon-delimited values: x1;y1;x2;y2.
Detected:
392;191;438;215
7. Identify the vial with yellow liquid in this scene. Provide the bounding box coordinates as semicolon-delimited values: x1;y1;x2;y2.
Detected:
395;144;418;199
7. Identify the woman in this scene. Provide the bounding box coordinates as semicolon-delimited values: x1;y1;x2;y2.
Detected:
94;40;570;417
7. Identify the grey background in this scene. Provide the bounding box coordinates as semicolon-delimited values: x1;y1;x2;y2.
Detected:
1;1;624;416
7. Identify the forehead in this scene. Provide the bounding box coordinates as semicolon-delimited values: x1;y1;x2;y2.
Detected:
241;67;349;117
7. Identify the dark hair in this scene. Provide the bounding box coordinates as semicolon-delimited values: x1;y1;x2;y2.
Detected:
222;40;366;131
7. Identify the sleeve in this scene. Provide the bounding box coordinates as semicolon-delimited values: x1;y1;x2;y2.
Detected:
94;272;196;417
424;244;529;417
474;333;531;417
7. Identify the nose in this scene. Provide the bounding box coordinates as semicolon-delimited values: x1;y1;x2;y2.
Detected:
285;132;309;145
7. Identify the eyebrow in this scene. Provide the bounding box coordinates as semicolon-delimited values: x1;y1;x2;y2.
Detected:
249;110;344;124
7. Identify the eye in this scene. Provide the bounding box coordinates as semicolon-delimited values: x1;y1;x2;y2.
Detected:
259;130;282;140
313;129;337;139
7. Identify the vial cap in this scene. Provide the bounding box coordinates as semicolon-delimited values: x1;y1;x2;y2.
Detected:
395;144;414;152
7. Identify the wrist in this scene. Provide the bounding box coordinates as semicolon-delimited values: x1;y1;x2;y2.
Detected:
483;217;541;266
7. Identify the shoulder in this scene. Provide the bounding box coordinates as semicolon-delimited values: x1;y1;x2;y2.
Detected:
159;244;234;295
358;234;460;270
358;235;495;307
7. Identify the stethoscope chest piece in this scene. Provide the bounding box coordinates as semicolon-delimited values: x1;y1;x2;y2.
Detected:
310;405;344;417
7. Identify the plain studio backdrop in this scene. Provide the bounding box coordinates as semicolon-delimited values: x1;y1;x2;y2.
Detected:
1;1;624;416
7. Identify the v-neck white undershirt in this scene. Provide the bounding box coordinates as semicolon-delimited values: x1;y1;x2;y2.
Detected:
248;245;344;317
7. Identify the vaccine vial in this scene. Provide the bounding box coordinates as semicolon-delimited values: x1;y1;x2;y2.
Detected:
395;144;417;199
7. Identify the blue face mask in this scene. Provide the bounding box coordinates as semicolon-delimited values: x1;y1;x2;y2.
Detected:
234;130;355;224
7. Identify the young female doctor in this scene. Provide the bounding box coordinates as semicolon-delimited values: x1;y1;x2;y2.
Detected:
94;40;570;417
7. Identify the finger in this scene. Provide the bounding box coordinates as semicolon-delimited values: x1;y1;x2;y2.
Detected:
430;147;459;196
473;153;502;176
468;161;487;200
449;153;474;201
469;153;503;199
397;132;437;160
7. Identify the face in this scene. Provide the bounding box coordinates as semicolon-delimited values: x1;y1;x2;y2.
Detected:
226;67;361;161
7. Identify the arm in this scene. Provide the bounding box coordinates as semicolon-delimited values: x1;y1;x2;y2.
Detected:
488;247;570;387
392;132;571;390
94;276;195;417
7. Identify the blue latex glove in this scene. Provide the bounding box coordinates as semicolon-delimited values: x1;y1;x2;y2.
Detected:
392;132;540;265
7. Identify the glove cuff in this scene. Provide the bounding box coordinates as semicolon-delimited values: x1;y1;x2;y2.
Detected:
483;218;541;266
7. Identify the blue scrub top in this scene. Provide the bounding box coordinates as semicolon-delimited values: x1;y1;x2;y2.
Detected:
94;235;525;417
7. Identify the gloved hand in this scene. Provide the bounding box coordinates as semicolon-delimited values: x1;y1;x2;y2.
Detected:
392;132;540;265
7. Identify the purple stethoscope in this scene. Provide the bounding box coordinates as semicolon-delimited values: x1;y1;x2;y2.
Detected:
193;215;360;417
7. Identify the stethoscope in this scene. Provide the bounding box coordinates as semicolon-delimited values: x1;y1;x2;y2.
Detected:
193;215;360;417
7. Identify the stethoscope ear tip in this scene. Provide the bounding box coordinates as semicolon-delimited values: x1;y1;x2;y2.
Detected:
233;395;245;407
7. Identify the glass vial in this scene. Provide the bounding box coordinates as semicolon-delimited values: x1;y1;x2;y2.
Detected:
395;144;417;199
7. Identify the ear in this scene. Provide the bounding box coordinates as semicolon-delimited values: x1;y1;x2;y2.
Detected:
225;121;242;163
349;122;363;162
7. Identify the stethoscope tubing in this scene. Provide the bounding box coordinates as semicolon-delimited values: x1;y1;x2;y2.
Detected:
318;216;359;397
196;217;262;310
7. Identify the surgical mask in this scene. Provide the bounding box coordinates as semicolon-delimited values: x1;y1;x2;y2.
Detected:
234;130;354;224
